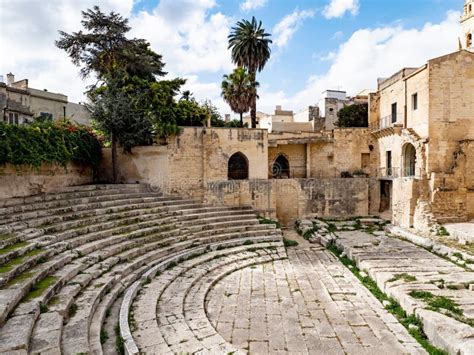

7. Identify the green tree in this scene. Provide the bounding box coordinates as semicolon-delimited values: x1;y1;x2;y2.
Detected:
335;103;369;128
56;6;165;82
228;17;272;128
56;6;166;182
221;68;257;126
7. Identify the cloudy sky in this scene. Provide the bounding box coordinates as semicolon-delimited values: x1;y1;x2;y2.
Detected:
0;0;464;117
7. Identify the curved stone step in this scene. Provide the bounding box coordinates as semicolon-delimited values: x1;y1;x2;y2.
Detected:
0;188;154;222
119;237;283;355
1;194;179;232
0;186;283;354
129;242;285;354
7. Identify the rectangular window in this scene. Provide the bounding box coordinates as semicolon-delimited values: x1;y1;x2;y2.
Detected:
391;103;397;123
412;93;418;111
386;151;392;176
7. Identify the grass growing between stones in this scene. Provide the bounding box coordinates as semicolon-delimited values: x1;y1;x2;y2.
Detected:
100;329;109;344
327;244;448;355
388;273;417;283
0;241;29;255
0;233;14;241
24;276;57;302
409;291;462;315
283;238;298;248
0;248;45;274
114;323;125;355
257;216;281;229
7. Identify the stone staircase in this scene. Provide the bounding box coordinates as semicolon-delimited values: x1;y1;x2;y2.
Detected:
0;184;283;354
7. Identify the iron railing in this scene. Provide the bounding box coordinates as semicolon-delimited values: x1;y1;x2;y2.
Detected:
370;114;403;131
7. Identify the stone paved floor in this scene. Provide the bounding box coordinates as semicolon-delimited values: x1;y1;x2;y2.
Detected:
444;221;474;244
206;241;425;354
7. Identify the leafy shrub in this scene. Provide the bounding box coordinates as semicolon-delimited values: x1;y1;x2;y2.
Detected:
0;120;102;171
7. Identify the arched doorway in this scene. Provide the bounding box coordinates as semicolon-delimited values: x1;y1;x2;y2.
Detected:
272;154;290;178
228;152;249;180
403;144;416;177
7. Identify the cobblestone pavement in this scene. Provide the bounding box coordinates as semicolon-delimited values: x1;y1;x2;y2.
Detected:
206;243;425;354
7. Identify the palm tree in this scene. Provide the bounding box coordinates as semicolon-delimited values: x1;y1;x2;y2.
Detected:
221;68;257;126
228;17;272;128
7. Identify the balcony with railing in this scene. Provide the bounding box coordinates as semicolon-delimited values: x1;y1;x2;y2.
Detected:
370;113;404;135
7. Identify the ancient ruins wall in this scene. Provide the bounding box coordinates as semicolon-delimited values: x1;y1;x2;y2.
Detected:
268;144;306;178
100;145;169;190
204;178;377;225
0;163;93;199
100;127;268;198
309;129;375;178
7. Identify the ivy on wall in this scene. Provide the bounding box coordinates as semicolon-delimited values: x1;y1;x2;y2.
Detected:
0;121;102;170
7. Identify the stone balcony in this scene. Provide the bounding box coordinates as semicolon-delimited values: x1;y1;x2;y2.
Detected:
370;114;404;138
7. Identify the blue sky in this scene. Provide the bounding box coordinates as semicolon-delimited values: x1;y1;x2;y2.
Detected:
0;0;464;116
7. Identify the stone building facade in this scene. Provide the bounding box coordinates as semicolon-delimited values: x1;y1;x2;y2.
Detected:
101;49;473;234
462;0;474;51
369;50;474;230
0;73;91;125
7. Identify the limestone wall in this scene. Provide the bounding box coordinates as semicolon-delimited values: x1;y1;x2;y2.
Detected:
100;127;268;199
100;145;169;190
0;163;93;199
203;178;377;225
405;67;429;137
268;144;307;178
428;51;474;173
309;129;376;178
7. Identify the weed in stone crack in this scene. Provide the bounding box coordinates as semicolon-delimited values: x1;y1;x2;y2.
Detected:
327;244;447;355
388;273;417;283
247;247;257;252
23;276;57;302
437;226;449;237
100;329;109;344
451;252;463;260
114;324;125;355
283;238;298;248
39;303;49;313
409;291;463;316
327;223;337;234
68;303;78;318
0;241;29;255
258;216;281;228
243;240;254;245
166;261;177;270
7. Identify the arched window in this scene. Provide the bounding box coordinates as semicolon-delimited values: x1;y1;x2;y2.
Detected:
271;154;290;178
228;152;249;180
467;33;473;48
403;144;416;177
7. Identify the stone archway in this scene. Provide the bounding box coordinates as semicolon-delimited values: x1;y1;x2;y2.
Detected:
272;154;290;178
228;152;249;180
403;143;416;177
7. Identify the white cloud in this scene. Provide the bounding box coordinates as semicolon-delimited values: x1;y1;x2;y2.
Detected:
240;0;267;12
323;0;360;19
131;1;233;75
273;9;315;48
0;0;232;104
258;11;462;112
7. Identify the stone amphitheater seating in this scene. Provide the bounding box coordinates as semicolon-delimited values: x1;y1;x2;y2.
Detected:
0;184;283;354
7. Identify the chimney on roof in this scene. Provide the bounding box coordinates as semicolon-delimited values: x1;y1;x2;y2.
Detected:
276;105;282;111
6;73;15;86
